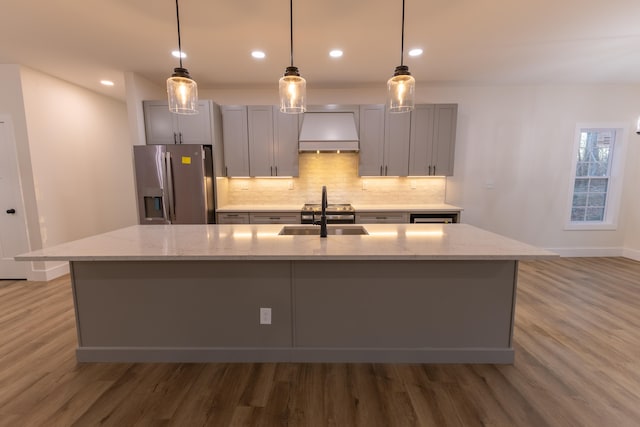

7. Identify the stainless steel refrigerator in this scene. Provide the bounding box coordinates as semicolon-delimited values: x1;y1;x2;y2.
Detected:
133;145;216;224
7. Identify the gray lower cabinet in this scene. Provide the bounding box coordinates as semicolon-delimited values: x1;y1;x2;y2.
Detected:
218;211;300;224
71;259;518;363
356;212;409;224
144;100;214;145
249;212;301;224
221;105;299;177
217;212;250;224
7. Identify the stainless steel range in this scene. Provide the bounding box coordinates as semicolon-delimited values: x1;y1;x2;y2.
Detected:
301;203;356;224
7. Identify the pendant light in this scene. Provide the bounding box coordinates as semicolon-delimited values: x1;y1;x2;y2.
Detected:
279;0;306;114
387;0;415;113
167;0;198;115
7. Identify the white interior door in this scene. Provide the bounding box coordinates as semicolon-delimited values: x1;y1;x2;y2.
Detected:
0;118;30;279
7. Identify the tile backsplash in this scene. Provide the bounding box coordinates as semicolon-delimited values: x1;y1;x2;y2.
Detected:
216;153;446;206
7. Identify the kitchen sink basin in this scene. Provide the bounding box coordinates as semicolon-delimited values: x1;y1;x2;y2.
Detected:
278;225;369;236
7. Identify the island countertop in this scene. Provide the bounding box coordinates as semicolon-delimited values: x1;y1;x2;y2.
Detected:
16;224;556;262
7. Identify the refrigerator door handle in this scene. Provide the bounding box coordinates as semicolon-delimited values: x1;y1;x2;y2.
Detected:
165;152;175;222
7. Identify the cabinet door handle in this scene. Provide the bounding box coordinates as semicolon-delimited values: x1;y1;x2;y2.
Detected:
433;165;436;175
428;165;432;175
179;132;183;144
270;166;273;176
173;132;177;144
225;166;228;176
275;166;278;176
6;209;16;214
385;165;388;176
380;165;383;175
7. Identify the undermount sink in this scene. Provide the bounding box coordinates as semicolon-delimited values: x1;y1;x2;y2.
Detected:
279;225;369;236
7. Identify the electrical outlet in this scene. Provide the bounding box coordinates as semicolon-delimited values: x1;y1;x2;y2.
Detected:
362;180;368;190
241;181;249;190
288;181;294;190
260;307;272;325
411;180;417;189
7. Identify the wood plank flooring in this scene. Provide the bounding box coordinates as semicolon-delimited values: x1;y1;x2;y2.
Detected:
0;257;639;426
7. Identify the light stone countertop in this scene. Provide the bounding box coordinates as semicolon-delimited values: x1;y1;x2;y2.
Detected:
16;224;556;262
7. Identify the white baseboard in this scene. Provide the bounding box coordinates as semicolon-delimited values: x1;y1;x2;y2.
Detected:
622;248;640;262
545;247;624;257
26;261;70;281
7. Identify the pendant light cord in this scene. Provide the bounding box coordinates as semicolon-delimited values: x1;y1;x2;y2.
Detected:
400;0;405;66
289;0;294;67
175;0;183;69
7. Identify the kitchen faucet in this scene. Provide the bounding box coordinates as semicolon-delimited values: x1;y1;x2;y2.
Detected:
320;186;328;238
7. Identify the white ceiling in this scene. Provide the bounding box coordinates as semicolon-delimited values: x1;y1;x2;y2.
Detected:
2;0;640;100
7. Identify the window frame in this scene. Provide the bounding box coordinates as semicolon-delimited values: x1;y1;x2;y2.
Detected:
565;123;627;231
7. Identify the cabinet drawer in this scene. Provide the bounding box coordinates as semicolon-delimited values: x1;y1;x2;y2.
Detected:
250;213;301;224
217;212;250;224
356;212;409;224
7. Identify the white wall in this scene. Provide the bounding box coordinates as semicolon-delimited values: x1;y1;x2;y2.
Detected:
622;129;640;260
124;72;164;145
0;65;44;255
20;67;138;247
0;66;139;279
200;84;639;255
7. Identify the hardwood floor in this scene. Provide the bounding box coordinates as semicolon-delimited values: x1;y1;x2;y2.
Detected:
1;257;639;426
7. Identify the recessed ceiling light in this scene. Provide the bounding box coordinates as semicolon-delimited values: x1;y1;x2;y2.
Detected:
408;48;423;57
100;80;115;86
171;50;187;58
251;50;266;59
329;49;343;58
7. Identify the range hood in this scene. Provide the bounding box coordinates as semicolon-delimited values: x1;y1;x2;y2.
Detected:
298;112;359;151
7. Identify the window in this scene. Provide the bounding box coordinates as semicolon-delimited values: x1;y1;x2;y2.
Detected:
567;126;625;230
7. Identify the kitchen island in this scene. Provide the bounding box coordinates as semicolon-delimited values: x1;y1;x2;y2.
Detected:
17;224;555;364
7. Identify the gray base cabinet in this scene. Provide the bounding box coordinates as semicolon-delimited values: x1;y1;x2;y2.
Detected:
70;259;518;364
218;212;300;224
355;212;409;223
217;212;250;224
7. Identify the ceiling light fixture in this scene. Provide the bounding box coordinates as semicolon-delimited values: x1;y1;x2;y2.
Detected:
100;80;114;86
387;0;415;113
279;0;306;114
408;48;423;57
171;50;186;59
329;49;343;58
166;0;198;115
252;50;266;59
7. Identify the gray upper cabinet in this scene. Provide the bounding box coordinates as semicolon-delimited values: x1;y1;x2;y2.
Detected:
221;105;250;176
222;105;299;177
144;100;213;145
384;110;411;176
248;106;274;177
272;108;300;177
358;105;385;176
358;105;411;176
410;104;458;176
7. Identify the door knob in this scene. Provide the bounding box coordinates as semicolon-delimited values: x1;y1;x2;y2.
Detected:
6;209;16;214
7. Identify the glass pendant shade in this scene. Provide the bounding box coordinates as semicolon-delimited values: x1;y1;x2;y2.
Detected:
167;67;198;115
279;66;306;114
387;66;415;113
